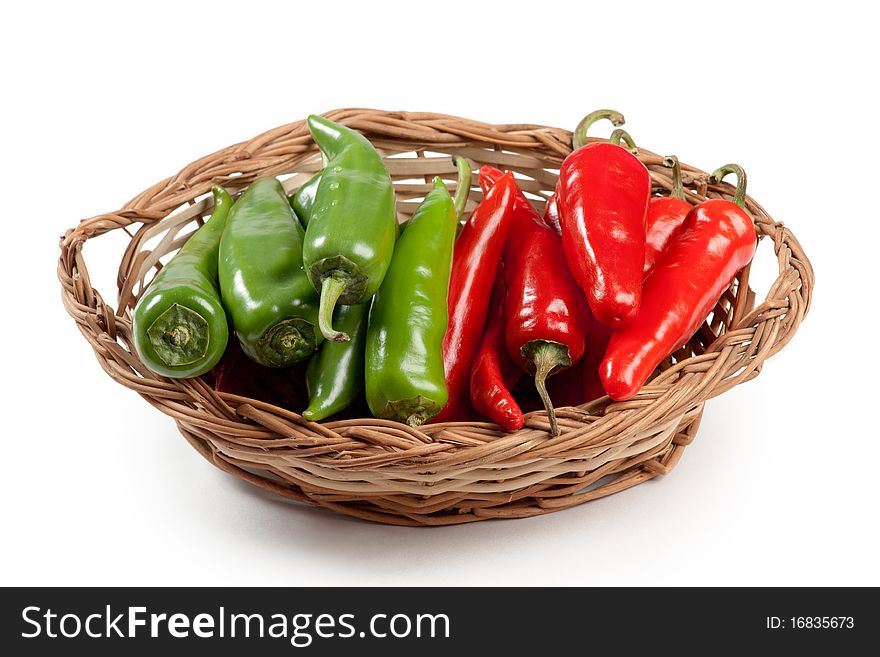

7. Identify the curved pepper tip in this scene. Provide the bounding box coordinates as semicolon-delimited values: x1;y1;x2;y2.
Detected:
500;410;526;432
599;354;640;401
306;114;340;147
593;291;640;329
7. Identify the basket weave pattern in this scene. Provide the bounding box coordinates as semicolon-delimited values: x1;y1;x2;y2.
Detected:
58;109;813;526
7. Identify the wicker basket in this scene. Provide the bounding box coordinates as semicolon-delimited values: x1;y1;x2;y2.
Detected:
58;108;813;526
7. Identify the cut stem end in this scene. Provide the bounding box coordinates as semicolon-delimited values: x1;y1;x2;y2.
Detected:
663;155;685;201
146;303;209;367
573;109;626;150
257;317;318;367
380;395;442;427
609;129;638;155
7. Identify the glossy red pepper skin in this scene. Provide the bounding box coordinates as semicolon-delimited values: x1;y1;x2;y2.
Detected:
470;272;524;431
543;193;561;233
432;172;517;423
643;196;691;275
577;192;691;403
601;199;757;400
480;167;590;435
545;189;604;407
557;142;651;328
480;166;590;370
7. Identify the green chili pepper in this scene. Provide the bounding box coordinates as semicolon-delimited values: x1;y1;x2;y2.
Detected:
219;176;322;367
304;115;397;343
132;186;232;378
365;178;456;426
290;171;321;227
303;302;369;421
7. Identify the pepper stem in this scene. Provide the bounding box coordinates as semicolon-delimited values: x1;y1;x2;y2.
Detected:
572;109;626;150
256;317;318;367
663;155;685;201
380;395;442;427
709;164;748;208
146;303;209;366
523;340;570;437
452;156;471;220
318;273;351;342
609;129;638;155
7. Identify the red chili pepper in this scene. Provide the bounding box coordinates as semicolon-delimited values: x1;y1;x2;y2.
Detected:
480;165;590;436
432;171;517;423
557;110;650;328
548;149;690;408
643;155;692;275
546;181;594;408
601;164;758;401
574;155;693;404
470;271;524;431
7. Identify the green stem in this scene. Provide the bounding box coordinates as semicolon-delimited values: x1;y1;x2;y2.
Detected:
318;272;351;342
572;109;626;150
523;341;570;437
380;395;442;428
168;326;190;347
709;164;748;208
609;129;638;155
452;156;471;220
663;155;685;201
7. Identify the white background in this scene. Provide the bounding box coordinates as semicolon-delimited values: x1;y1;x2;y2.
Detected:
3;1;877;586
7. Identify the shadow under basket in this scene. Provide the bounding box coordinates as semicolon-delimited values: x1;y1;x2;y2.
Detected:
58;109;814;526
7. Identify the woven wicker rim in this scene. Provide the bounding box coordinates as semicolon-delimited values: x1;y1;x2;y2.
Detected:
58;108;813;526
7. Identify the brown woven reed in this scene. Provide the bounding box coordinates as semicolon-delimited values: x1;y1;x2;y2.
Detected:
58;108;813;526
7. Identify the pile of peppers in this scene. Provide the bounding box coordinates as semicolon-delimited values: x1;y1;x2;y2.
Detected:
132;110;758;436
